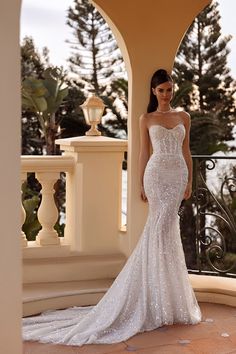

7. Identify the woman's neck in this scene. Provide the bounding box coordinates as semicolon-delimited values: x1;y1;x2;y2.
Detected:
156;104;172;113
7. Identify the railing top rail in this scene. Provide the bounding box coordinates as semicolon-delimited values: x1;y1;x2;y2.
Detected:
192;155;236;160
56;136;128;147
21;155;75;173
56;136;127;153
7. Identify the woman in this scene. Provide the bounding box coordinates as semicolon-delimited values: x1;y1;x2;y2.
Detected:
139;69;192;203
22;69;202;346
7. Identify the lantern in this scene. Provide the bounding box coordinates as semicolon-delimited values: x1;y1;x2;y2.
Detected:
80;95;105;136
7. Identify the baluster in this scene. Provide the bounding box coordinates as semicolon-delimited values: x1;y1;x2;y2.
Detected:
21;173;28;247
36;172;60;245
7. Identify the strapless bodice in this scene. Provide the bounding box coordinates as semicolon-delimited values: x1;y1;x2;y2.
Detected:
149;123;185;156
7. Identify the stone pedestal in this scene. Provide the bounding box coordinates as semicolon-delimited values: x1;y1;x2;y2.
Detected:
56;136;127;254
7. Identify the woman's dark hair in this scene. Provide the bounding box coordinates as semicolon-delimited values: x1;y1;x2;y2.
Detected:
147;69;173;113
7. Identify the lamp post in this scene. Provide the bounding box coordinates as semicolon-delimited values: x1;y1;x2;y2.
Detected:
80;95;105;136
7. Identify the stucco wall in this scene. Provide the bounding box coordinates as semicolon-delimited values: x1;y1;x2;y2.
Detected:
0;1;22;353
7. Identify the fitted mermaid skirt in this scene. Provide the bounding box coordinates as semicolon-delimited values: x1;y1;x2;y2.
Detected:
22;123;202;346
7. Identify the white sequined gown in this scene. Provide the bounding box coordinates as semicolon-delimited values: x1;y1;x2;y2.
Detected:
22;123;202;346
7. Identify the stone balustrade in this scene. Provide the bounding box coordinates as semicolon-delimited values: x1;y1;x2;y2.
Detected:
21;136;128;255
21;156;74;247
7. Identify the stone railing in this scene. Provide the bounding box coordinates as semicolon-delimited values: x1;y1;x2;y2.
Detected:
21;155;74;247
21;136;128;255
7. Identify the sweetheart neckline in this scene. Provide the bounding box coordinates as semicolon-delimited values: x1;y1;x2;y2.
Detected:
149;123;185;131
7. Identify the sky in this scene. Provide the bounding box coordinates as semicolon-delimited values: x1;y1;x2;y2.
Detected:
20;0;236;78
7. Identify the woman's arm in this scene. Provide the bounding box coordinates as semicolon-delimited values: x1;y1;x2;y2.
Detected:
139;114;150;202
182;112;192;200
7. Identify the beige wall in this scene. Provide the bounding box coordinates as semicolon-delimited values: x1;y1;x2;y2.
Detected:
0;1;22;353
92;0;211;253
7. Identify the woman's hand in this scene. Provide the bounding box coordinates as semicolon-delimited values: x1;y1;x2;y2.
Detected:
141;185;148;202
184;182;192;200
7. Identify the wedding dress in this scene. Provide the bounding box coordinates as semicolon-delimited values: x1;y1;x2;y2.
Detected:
22;122;202;346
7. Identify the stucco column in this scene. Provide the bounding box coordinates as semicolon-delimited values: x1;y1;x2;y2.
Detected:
0;1;22;353
56;136;127;254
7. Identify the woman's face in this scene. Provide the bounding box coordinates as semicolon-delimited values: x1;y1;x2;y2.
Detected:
152;81;173;105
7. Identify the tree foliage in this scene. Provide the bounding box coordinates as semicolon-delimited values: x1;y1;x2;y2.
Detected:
67;0;124;95
21;37;49;155
22;67;69;155
66;0;127;138
21;36;88;154
21;36;49;80
174;0;236;153
101;78;128;138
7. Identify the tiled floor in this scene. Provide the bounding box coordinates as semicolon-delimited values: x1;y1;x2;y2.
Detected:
23;303;236;354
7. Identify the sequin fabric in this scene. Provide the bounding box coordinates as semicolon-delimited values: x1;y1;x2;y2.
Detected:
22;123;202;346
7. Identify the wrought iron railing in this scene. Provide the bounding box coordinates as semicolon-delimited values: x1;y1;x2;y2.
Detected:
180;155;236;278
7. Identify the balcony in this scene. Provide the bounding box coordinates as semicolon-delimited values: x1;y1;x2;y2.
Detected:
21;137;236;316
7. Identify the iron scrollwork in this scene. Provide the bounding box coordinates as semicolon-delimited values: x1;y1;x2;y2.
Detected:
193;157;236;275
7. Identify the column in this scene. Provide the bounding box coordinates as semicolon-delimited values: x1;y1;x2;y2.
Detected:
36;172;60;245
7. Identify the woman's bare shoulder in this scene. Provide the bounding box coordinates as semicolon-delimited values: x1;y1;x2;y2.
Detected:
177;109;190;118
139;112;154;128
176;110;191;125
139;112;154;121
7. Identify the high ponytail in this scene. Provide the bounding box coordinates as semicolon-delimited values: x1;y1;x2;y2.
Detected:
147;69;173;113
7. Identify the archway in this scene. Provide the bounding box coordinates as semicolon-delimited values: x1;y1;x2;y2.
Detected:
92;0;211;252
